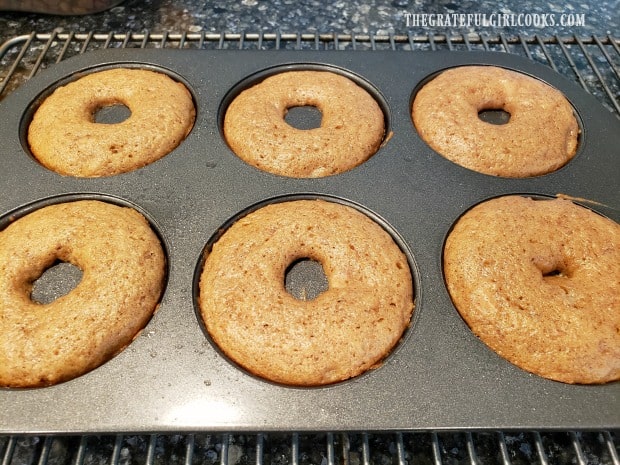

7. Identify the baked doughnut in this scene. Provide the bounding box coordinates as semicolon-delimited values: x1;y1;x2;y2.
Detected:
28;68;195;177
412;66;579;177
0;200;166;387
443;195;620;384
198;199;414;385
223;70;385;178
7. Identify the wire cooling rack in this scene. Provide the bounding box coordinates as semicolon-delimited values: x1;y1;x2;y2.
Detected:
1;31;619;115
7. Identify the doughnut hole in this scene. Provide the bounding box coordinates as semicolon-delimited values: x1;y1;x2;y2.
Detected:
30;260;83;305
532;255;573;291
477;99;511;125
284;258;329;300
93;102;132;124
284;105;323;130
478;108;511;125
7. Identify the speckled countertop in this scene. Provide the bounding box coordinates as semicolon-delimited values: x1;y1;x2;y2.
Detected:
0;0;618;41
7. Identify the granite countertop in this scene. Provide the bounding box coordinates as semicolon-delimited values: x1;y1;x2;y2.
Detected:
0;0;618;42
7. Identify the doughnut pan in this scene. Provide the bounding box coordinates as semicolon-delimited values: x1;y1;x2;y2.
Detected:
0;49;618;434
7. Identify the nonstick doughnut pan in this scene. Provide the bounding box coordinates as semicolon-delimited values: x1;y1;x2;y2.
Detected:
0;49;618;434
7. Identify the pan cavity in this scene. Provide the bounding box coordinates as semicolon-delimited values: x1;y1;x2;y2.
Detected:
22;65;196;178
219;63;390;178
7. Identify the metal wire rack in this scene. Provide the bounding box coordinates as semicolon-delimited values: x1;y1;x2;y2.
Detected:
0;31;619;465
1;31;619;115
1;430;620;465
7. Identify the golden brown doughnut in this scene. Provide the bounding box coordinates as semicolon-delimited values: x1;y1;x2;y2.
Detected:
0;200;166;387
223;70;385;178
412;66;579;177
198;199;414;385
443;195;620;384
28;68;195;177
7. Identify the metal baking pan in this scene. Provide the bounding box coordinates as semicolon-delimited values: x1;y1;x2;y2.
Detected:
0;49;618;434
